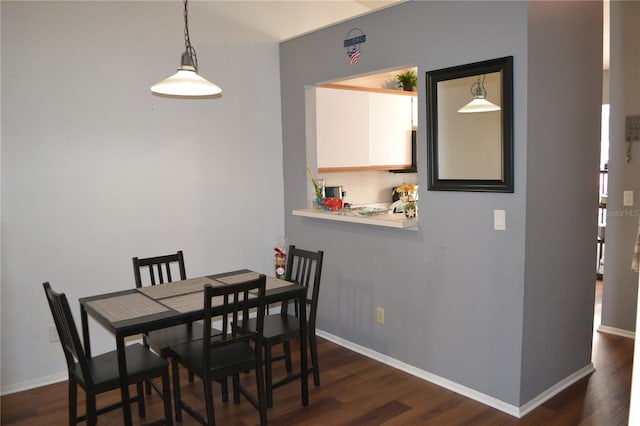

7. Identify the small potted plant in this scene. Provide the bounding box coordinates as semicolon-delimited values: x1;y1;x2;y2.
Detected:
396;69;418;91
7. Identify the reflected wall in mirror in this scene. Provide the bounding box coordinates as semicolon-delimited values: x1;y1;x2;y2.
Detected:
426;56;513;192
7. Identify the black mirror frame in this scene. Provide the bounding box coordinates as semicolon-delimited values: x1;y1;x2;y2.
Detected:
426;56;514;193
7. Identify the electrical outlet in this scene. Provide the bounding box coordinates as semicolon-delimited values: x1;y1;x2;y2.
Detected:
49;325;59;342
376;307;384;324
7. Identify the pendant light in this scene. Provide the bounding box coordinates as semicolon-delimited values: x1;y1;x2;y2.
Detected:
457;75;499;113
151;0;222;98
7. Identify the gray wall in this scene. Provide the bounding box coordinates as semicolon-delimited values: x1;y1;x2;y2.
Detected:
1;1;285;391
521;1;602;403
281;1;601;408
601;0;640;332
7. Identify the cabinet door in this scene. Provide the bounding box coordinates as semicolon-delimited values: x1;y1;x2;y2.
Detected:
316;87;370;169
368;92;413;167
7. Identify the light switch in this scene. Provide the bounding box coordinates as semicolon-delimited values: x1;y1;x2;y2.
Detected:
624;190;634;206
626;116;640;141
494;210;506;231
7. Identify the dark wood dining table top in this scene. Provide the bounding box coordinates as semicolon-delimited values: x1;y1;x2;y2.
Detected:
80;270;302;336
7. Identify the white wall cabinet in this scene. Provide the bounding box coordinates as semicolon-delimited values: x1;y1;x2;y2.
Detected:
316;87;370;168
368;91;413;167
316;86;415;172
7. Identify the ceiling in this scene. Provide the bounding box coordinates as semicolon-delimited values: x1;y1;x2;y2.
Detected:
205;0;405;42
206;0;608;69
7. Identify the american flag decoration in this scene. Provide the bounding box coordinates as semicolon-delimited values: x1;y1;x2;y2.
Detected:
349;48;361;64
344;28;366;65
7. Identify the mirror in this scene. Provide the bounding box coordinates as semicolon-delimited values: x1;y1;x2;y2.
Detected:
426;56;513;192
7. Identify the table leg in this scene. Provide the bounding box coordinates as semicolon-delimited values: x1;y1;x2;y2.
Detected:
299;295;309;406
116;337;133;426
80;305;91;358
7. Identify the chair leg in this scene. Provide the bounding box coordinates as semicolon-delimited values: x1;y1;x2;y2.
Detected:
283;341;293;373
185;323;197;385
220;377;229;403
161;368;174;426
232;374;241;404
309;332;320;386
254;353;268;425
203;378;216;426
86;391;97;426
264;341;274;409
68;378;77;425
143;338;153;396
136;382;146;418
171;359;183;423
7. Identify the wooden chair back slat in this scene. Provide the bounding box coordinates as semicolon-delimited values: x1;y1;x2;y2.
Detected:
132;250;186;288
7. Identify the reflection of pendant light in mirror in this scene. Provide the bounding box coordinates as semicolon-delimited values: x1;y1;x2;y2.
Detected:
151;0;222;98
457;75;499;113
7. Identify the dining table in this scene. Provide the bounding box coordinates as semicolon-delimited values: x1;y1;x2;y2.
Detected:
79;269;308;426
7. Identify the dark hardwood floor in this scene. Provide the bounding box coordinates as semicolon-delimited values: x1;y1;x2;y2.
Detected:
2;280;633;425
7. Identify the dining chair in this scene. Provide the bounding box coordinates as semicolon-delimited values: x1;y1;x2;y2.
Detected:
132;250;204;395
170;275;268;426
245;245;324;408
42;282;173;426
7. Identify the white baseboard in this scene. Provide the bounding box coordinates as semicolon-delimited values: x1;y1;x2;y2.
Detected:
598;325;636;339
1;326;600;414
518;364;594;417
317;329;595;418
1;371;67;396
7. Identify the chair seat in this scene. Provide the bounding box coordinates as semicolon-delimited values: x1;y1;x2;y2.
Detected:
72;343;168;391
171;339;257;377
246;314;301;341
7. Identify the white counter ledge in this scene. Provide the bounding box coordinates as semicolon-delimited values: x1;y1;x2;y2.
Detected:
292;208;418;230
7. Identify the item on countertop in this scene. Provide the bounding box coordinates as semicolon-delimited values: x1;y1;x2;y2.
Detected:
322;197;343;211
325;186;345;200
392;184;418;217
306;165;325;206
393;183;417;200
403;199;417;218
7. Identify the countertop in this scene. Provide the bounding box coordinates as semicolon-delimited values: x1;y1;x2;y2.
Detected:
292;208;418;230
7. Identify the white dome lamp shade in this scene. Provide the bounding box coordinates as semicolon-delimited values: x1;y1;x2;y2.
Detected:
151;52;222;97
457;75;500;113
151;0;222;98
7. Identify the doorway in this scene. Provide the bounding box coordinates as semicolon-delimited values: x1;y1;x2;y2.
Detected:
597;104;610;279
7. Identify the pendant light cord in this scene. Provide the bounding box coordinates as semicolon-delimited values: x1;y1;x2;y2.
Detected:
183;0;198;71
